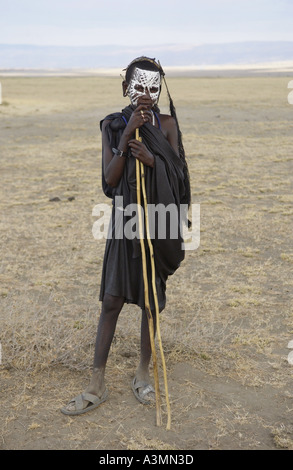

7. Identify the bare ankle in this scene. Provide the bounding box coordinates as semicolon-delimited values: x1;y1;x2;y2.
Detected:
87;367;105;393
136;364;150;383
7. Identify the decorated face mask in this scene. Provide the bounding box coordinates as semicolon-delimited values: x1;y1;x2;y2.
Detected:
127;67;161;106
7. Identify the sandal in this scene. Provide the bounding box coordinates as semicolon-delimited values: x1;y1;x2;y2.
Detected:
60;389;108;416
131;378;155;405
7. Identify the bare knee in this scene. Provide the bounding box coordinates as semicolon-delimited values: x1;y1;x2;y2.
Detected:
102;293;124;316
141;308;156;330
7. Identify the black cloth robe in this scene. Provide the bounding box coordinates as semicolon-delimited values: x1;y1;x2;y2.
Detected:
99;105;188;312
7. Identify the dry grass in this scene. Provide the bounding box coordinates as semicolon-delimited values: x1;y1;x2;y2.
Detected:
0;75;293;450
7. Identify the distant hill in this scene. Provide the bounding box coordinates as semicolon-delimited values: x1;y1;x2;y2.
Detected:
1;41;293;69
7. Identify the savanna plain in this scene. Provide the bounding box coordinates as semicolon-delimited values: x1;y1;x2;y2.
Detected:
0;74;293;450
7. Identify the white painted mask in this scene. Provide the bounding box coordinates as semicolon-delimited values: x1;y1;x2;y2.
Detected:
127;67;161;106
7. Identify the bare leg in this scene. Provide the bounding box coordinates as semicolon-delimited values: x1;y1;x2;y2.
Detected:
62;293;124;413
86;293;124;396
134;309;156;401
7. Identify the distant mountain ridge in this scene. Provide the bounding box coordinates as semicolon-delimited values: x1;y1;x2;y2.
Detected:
1;41;293;69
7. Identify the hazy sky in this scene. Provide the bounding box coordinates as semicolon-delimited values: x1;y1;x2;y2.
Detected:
1;0;293;46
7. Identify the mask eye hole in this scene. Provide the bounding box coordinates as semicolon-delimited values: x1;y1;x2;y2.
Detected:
134;84;144;93
150;87;159;94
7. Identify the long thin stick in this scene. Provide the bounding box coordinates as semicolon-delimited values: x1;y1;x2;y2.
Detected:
135;129;162;427
139;159;172;430
135;128;171;430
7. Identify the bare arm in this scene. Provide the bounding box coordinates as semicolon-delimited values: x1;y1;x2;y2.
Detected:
160;115;180;157
102;119;129;188
102;106;155;187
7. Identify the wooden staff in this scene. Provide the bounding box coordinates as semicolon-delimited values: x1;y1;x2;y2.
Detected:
135;128;171;430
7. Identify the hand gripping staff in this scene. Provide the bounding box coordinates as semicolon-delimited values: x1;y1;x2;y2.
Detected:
135;128;171;430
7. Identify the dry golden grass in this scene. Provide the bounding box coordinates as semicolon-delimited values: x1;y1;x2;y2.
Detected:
0;75;293;450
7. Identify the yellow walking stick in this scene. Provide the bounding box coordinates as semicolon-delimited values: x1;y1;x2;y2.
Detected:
135;128;171;430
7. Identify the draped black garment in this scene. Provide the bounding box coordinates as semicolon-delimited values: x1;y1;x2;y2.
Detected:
99;105;188;312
